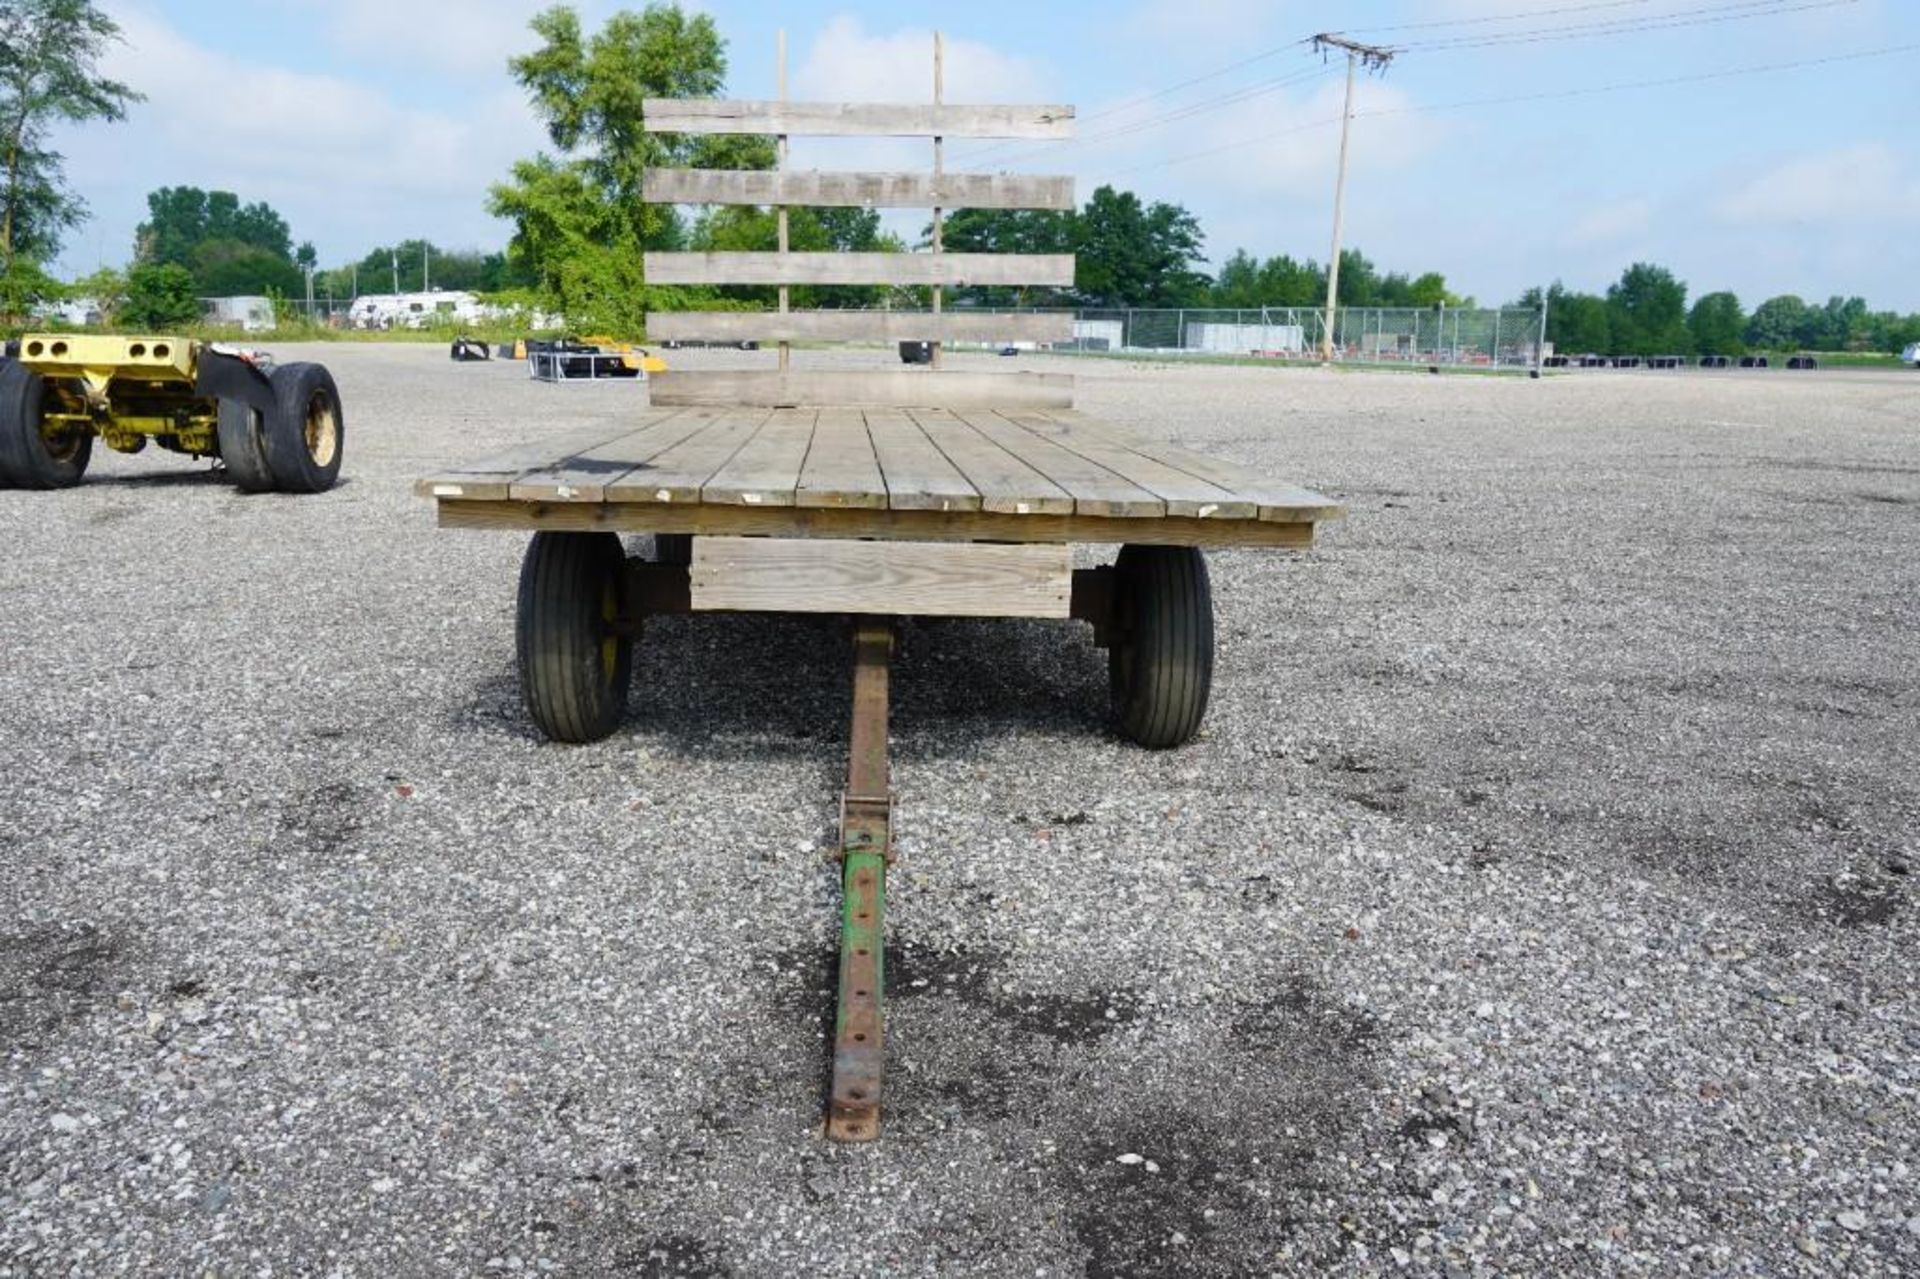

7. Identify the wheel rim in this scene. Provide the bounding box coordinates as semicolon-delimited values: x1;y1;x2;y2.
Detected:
41;424;85;464
304;391;339;467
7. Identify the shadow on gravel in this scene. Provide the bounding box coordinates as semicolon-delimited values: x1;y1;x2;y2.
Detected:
0;923;128;1047
448;612;1109;762
751;937;1381;1275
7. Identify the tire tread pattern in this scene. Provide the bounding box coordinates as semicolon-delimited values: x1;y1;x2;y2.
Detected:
516;531;632;743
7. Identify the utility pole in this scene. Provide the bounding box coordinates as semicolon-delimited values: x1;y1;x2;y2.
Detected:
1312;34;1395;365
423;242;431;292
390;249;399;295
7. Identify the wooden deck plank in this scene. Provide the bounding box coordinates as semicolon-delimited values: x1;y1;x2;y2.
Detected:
701;407;818;507
645;310;1072;345
1035;410;1345;523
862;410;981;512
437;498;1316;549
508;410;711;503
998;411;1255;519
601;408;773;504
647;369;1073;410
797;409;888;510
954;410;1162;518
414;419;679;501
641;100;1074;139
906;408;1074;516
642;168;1074;210
643;252;1075;287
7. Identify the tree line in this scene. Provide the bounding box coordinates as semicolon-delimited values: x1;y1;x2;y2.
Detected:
8;0;1919;353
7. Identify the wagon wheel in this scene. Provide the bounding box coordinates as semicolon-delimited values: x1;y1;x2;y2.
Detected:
516;531;632;743
0;361;91;489
1107;544;1214;749
260;362;344;493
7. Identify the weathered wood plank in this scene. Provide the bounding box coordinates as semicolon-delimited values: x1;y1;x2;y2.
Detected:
797;409;887;510
690;537;1071;618
648;369;1073;410
954;410;1162;518
701;407;817;506
643;251;1075;287
862;410;981;512
601;408;773;503
1036;410;1345;523
999;411;1255;519
642;168;1075;210
907;407;1074;516
436;498;1318;549
642;100;1074;139
508;411;711;503
645;309;1073;344
413;419;680;500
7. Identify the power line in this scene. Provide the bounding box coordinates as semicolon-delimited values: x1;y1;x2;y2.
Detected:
958;64;1333;174
1347;0;1661;34
1090;40;1916;185
948;38;1318;169
1395;0;1861;52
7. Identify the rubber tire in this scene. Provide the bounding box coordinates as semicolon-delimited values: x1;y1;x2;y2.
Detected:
654;533;693;566
0;361;90;489
1108;545;1214;749
516;531;633;743
261;362;344;493
216;398;276;492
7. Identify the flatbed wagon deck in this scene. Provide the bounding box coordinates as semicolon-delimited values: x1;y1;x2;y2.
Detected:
418;403;1339;547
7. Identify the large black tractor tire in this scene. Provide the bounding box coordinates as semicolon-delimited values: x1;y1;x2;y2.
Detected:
516;531;633;743
216;398;276;492
0;361;91;489
261;362;344;493
1108;545;1214;749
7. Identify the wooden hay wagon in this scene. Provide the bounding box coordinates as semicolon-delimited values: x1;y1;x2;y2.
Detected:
417;38;1343;1142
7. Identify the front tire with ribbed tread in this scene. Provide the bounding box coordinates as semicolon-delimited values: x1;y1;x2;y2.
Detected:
0;361;91;489
516;531;632;743
1108;544;1214;749
261;362;344;493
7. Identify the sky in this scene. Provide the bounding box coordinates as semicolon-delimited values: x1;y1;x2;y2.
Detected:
45;0;1920;310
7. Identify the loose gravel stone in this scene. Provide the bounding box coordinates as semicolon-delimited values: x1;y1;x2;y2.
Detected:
2;345;1916;1275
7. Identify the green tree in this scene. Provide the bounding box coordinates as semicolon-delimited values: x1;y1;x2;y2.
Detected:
1606;262;1689;355
1687;291;1745;356
70;264;126;325
1072;184;1208;308
692;204;900;308
0;0;141;320
489;4;772;328
936;207;1073;307
1745;294;1808;350
1534;282;1611;354
120;262;200;329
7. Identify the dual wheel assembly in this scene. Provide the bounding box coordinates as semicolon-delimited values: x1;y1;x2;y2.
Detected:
511;531;1215;750
0;359;343;493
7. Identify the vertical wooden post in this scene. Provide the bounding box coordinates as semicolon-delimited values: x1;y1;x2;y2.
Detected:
777;29;791;373
930;31;944;370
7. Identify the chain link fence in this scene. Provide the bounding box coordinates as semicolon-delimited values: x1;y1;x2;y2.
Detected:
951;305;1547;369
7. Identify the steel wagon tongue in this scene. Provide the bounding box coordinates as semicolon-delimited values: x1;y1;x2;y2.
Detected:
415;33;1342;1142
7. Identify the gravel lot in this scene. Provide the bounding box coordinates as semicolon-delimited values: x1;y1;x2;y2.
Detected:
2;344;1915;1276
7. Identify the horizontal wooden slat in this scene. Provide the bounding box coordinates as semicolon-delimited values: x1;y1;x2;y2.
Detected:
689;537;1071;617
437;499;1319;549
643;100;1073;139
648;370;1073;410
644;251;1073;287
646;310;1072;344
642;168;1074;210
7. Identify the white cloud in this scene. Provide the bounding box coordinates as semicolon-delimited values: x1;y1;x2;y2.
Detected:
278;0;543;76
1715;142;1920;226
792;15;1053;103
50;6;546;272
1564;197;1653;246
